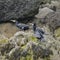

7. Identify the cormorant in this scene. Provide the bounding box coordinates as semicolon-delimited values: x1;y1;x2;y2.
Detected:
15;21;29;31
33;23;45;40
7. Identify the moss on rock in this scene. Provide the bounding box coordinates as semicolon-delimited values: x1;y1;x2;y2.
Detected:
54;28;60;37
0;39;8;44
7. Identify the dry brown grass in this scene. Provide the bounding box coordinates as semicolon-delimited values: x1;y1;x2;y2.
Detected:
0;23;19;38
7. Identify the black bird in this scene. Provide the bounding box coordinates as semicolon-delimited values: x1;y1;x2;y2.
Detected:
15;21;29;31
33;23;45;40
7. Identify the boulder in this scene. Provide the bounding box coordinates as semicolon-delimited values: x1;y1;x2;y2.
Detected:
45;12;60;33
0;0;42;22
35;7;54;23
35;7;54;19
40;1;60;10
51;1;60;9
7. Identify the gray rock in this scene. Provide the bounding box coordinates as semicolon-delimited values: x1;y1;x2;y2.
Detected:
0;0;42;22
35;7;54;24
45;12;60;33
35;7;54;19
40;1;60;10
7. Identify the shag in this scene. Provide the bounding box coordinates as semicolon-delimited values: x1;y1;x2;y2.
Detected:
16;21;29;30
33;23;45;40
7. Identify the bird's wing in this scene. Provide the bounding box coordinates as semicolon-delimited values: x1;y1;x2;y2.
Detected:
34;31;41;38
36;28;45;34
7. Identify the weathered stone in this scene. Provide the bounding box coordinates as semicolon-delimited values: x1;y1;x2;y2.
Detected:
35;7;54;23
40;1;60;10
51;1;60;9
0;0;42;22
36;7;54;19
45;12;60;33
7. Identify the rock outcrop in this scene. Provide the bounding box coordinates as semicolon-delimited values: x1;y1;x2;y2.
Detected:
36;7;60;33
35;7;54;19
0;0;42;22
45;12;60;33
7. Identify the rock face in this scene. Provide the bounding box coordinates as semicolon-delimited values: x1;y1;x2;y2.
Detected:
35;7;54;19
45;12;60;33
0;0;42;22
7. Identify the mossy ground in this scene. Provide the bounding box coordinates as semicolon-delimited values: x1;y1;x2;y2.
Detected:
0;39;8;44
54;28;60;37
28;36;38;42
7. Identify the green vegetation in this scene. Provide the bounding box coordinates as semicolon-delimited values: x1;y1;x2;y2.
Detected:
28;36;38;42
0;39;8;44
25;51;33;60
21;45;26;49
55;28;60;37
